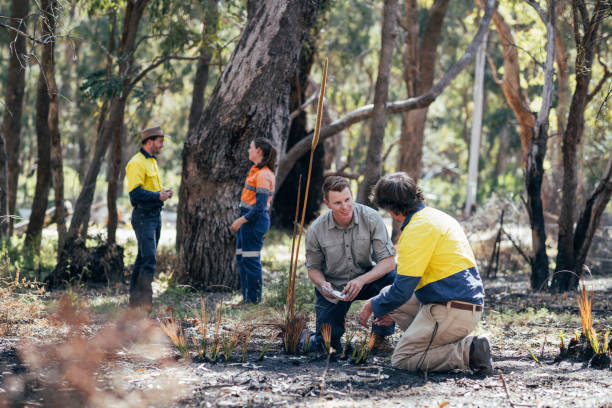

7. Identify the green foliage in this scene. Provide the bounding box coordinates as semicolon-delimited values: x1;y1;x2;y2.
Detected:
80;69;123;101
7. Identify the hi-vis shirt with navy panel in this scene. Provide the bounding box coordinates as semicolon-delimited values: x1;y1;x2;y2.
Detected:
239;165;275;222
125;149;163;210
371;203;485;317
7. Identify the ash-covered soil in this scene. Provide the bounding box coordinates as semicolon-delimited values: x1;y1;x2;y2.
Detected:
1;275;611;407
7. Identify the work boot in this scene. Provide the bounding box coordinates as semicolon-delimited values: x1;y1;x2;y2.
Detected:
470;336;493;374
298;329;315;353
371;333;394;354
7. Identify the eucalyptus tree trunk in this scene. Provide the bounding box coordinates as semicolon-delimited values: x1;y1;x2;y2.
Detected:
463;31;488;217
357;0;398;206
2;0;29;238
397;0;451;181
24;63;53;256
176;0;323;288
551;0;607;292
41;0;66;252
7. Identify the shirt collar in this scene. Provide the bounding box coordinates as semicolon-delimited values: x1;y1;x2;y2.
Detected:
140;148;155;159
400;202;426;231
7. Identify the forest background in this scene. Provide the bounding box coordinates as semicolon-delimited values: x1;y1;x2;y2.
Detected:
0;0;610;406
0;0;610;294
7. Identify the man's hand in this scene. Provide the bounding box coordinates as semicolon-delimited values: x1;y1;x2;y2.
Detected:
230;216;247;232
160;188;173;201
341;276;365;302
320;281;335;297
359;300;373;328
373;314;394;326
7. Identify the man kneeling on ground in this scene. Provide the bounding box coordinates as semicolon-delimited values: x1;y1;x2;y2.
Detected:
302;176;396;353
359;173;492;374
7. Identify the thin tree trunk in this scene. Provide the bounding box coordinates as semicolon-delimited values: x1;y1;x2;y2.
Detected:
24;68;52;255
188;0;219;136
107;122;123;244
176;0;323;288
525;0;556;291
42;0;66;252
358;0;398;205
551;0;605;292
464;30;488;217
2;0;30;238
0;131;8;240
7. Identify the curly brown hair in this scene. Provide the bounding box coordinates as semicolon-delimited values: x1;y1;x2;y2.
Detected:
322;176;351;200
370;173;424;216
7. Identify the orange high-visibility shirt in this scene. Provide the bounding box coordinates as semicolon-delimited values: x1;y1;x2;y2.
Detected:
240;165;275;210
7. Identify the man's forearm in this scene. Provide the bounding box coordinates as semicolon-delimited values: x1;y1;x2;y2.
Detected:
307;268;327;287
358;256;395;285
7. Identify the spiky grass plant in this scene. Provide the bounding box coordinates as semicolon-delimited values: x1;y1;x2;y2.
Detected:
196;296;208;339
603;330;610;355
559;330;565;351
283;314;308;354
258;343;270;361
192;335;205;359
159;316;189;358
241;330;252;363
577;282;593;339
354;332;376;364
207;302;223;362
342;328;357;358
222;332;240;362
321;323;332;354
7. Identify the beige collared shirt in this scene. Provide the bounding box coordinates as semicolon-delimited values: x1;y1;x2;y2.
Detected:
305;203;395;292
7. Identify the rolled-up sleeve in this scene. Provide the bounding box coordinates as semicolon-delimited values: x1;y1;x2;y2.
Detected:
370;213;395;261
305;228;324;271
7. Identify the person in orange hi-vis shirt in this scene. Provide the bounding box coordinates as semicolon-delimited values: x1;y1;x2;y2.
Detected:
230;138;277;304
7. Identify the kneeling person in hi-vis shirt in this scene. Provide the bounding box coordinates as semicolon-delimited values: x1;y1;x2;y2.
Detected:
359;173;492;374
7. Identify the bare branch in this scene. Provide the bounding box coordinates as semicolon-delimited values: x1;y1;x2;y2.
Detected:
0;21;46;44
129;56;201;90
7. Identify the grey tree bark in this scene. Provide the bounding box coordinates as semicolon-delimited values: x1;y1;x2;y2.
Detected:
357;0;399;205
176;0;324;288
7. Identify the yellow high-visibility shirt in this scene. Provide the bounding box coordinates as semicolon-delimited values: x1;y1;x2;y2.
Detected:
125;149;162;193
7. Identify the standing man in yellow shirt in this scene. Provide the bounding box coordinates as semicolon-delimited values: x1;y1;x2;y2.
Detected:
125;126;173;309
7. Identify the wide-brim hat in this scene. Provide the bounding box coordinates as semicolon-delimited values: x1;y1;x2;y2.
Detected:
141;126;171;143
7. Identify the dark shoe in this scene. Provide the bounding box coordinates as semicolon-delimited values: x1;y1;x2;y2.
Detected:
298;329;315;353
470;336;493;374
371;333;394;354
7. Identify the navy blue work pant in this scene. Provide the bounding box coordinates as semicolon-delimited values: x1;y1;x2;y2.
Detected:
312;270;397;352
129;207;161;308
235;208;270;303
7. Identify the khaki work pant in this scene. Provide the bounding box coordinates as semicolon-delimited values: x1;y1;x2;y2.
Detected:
387;292;482;372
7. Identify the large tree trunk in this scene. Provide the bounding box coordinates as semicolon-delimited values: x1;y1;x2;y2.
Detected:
550;0;605;292
106;123;123;244
2;0;29;238
176;0;323;288
357;0;398;205
397;0;451;181
42;0;66;252
24;66;53;255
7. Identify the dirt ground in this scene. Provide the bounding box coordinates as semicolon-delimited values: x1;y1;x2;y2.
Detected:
1;273;611;407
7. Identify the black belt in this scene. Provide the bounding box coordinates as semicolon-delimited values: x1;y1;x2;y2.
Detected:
434;301;483;312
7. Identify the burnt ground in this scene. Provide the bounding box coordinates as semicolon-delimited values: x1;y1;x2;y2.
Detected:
0;273;611;407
